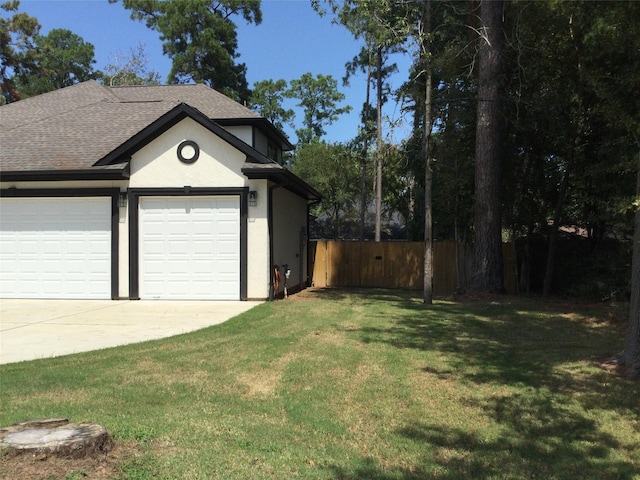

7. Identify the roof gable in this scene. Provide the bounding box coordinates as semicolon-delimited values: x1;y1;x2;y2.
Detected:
0;81;319;201
95;102;274;166
0;81;272;173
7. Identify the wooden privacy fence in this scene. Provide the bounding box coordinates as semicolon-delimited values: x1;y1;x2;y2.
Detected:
308;241;517;294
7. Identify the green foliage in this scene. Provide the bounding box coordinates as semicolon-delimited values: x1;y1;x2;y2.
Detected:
394;2;477;242
63;471;88;480
1;1;96;101
113;0;261;103
0;0;40;102
248;78;294;132
291;141;360;238
16;28;96;96
386;0;639;295
519;235;633;301
285;72;352;145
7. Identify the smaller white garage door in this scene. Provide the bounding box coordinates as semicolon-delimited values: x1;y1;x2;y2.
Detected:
0;197;112;299
139;196;240;300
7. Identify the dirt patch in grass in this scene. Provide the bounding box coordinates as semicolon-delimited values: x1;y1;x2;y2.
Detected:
237;370;281;396
596;356;639;380
237;351;301;397
0;440;139;480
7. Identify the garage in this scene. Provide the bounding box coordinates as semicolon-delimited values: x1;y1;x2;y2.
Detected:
0;197;112;299
2;81;321;301
138;196;240;300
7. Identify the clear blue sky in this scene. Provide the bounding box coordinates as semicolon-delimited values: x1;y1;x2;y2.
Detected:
13;0;414;144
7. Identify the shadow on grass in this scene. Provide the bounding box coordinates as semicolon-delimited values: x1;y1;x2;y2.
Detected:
311;288;640;480
344;290;633;399
326;391;639;480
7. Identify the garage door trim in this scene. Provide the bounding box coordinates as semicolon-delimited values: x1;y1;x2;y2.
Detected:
128;187;248;300
0;188;120;299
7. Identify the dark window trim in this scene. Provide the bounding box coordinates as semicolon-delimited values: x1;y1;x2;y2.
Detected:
0;188;120;299
128;187;249;301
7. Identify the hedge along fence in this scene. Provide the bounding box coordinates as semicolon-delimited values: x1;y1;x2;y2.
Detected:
308;240;517;294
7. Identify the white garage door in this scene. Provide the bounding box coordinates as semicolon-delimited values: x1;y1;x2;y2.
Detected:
0;197;112;299
139;196;240;300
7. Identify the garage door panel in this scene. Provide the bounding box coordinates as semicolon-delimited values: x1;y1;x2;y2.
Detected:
0;197;112;299
139;196;240;300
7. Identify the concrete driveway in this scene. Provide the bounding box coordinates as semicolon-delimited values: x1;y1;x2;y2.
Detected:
0;299;262;364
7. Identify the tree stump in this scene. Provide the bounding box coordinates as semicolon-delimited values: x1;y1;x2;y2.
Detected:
0;418;112;458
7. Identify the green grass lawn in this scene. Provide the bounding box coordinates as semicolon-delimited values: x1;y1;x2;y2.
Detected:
1;289;639;479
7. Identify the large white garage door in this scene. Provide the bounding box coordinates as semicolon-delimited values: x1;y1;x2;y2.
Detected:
0;197;112;299
139;196;240;300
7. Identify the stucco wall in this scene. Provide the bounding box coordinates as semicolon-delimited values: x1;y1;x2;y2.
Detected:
246;179;270;299
129;118;271;300
129;119;247;188
272;187;308;294
1;118;288;301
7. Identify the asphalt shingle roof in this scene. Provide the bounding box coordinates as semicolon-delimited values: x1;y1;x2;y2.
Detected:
110;84;259;120
0;80;259;173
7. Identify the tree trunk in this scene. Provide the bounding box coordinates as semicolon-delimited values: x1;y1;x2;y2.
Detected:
0;419;112;459
422;0;434;305
375;46;383;242
471;0;505;293
360;61;372;241
622;150;640;377
543;164;571;296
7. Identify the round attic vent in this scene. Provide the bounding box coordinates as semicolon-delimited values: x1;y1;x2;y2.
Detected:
177;140;200;164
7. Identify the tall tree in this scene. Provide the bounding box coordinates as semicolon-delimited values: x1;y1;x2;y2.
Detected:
285;72;351;145
112;0;261;103
316;0;404;241
0;0;40;103
419;0;434;304
16;28;96;96
248;79;294;132
504;1;640;297
621;150;640;378
471;0;505;293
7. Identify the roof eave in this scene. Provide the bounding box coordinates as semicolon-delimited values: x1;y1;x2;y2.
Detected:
242;166;322;202
95;103;275;167
0;167;129;183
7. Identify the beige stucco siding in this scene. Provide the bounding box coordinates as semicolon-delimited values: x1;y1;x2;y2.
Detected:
129;119;247;188
272;187;308;294
129;118;271;300
1;118;299;301
246;179;270;299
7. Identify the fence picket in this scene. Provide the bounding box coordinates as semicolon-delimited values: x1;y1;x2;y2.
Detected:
308;241;516;294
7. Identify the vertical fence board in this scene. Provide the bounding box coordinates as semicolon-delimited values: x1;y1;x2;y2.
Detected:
308;241;517;294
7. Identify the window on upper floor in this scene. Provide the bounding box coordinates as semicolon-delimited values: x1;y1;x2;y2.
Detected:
268;139;281;164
